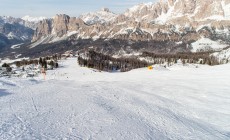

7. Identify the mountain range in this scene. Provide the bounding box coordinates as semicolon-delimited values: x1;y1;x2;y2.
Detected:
0;0;230;60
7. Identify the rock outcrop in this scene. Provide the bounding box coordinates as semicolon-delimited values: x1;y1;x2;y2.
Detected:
52;14;69;37
33;19;52;40
33;14;87;41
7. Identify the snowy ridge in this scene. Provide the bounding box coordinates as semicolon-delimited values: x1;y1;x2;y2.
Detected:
0;16;22;25
124;2;156;20
22;15;47;23
79;8;117;25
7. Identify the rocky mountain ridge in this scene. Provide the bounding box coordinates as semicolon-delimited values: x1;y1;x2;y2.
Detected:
32;0;230;43
125;0;230;23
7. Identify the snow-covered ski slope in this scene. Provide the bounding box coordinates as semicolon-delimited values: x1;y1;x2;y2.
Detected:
0;58;230;139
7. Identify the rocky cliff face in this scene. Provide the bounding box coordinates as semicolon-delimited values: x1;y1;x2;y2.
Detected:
33;14;86;41
53;14;69;37
33;19;52;41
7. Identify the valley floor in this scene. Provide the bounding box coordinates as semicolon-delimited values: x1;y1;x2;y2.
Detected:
0;58;230;139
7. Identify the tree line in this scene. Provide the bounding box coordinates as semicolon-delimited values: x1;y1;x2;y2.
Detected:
13;54;61;69
141;52;220;66
78;50;149;72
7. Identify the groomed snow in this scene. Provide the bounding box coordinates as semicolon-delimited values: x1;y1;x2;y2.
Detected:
0;58;230;139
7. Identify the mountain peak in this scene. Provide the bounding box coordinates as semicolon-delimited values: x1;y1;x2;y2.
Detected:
79;8;117;25
22;15;47;22
100;7;110;13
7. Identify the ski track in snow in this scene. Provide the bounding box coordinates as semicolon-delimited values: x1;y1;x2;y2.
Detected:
0;58;230;139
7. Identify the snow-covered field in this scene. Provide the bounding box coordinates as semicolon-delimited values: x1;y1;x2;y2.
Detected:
191;37;229;52
0;58;230;139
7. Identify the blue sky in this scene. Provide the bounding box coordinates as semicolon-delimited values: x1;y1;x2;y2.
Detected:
0;0;157;18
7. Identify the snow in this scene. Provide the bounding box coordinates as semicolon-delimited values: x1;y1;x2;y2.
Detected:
191;37;229;52
11;43;23;49
127;2;154;13
67;31;77;37
196;24;212;32
153;1;189;24
112;27;134;36
7;32;19;40
22;15;47;22
0;58;230;139
155;3;175;24
213;47;230;62
175;41;182;45
50;31;77;42
204;15;226;21
29;35;54;48
113;52;141;58
80;8;117;25
125;2;155;19
0;57;29;68
14;54;22;59
221;1;230;19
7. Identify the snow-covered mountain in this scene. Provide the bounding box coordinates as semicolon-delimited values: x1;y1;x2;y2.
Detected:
0;16;23;25
79;8;117;25
0;15;45;30
21;16;47;30
0;16;35;48
22;15;47;23
124;0;230;24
